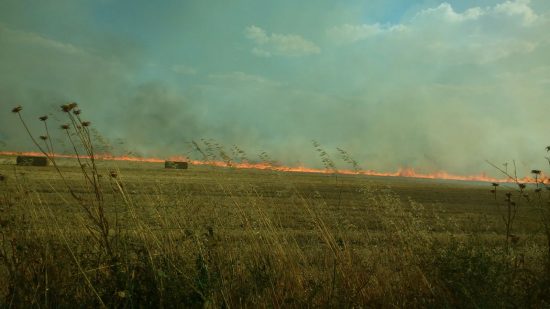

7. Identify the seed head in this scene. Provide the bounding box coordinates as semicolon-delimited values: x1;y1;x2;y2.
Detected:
109;170;118;178
11;106;22;113
535;188;542;193
61;124;70;130
491;182;499;187
518;183;526;190
39;115;48;121
39;135;48;140
61;102;78;113
81;121;91;127
546;146;550;152
531;170;541;175
490;189;496;194
505;192;512;198
0;174;5;182
73;109;82;115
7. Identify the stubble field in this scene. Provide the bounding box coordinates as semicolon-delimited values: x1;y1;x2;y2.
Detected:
0;155;549;307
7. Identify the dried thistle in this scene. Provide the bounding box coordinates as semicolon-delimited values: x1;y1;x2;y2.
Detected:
518;183;526;190
73;109;82;115
39;135;48;140
82;121;91;127
61;102;78;113
61;104;71;112
11;106;22;113
61;124;70;130
39;115;48;121
531;170;541;175
491;182;499;187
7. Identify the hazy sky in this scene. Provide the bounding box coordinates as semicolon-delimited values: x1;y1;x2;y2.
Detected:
1;0;549;176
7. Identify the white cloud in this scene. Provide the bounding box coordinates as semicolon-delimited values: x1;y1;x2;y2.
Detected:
245;25;269;44
245;25;320;57
328;23;406;43
416;3;485;22
414;0;538;25
414;1;542;64
327;0;545;65
414;0;540;26
494;0;538;25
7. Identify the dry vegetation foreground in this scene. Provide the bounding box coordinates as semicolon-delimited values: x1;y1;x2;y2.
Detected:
1;156;549;307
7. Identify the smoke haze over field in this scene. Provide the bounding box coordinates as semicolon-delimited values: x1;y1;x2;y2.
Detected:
1;0;549;176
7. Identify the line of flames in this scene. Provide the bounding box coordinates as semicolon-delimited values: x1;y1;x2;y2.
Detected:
0;151;547;184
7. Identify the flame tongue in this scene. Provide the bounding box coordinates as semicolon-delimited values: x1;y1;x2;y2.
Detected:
0;151;545;184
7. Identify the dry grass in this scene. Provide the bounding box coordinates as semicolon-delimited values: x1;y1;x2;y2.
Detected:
1;158;549;307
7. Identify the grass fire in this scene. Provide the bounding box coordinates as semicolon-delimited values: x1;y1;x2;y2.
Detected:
1;103;549;307
1;1;550;307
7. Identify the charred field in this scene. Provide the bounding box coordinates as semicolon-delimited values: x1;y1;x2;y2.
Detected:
1;154;549;307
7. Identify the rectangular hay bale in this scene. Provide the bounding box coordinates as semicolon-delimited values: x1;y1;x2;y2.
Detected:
16;156;49;166
165;161;188;169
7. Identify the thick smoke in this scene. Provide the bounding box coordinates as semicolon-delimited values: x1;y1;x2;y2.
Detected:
0;21;203;157
1;0;549;177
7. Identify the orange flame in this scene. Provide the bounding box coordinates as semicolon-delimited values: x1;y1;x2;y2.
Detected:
1;151;547;184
